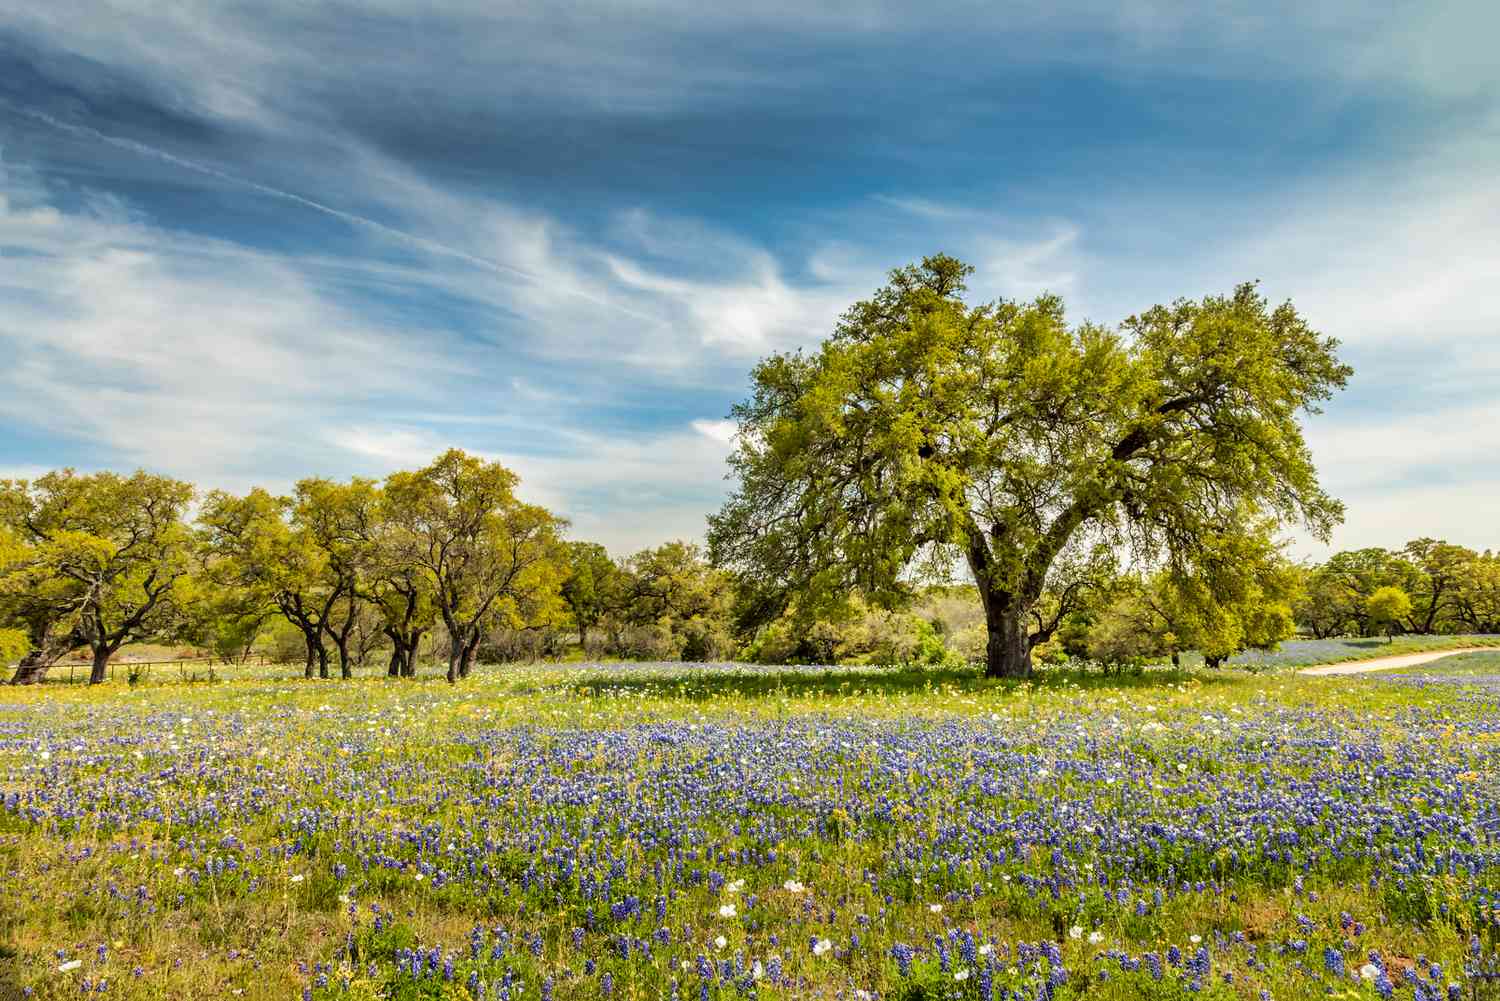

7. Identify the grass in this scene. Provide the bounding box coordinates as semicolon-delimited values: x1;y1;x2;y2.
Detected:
2;660;1499;999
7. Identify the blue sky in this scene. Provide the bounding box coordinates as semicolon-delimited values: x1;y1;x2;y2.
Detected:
1;1;1496;555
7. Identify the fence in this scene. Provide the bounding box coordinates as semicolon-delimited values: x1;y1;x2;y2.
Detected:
51;655;274;684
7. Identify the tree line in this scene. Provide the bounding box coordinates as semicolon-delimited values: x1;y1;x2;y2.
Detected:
3;438;1484;687
7;254;1412;682
1294;539;1500;639
0;451;748;684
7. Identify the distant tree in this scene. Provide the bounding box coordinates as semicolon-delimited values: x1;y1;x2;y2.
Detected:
1;470;194;684
1084;588;1160;672
363;539;436;678
620;541;735;661
1;519;83;681
383;450;567;683
1147;524;1300;668
292;477;380;679
1399;538;1474;634
709;256;1350;677
1452;551;1500;634
178;580;268;666
0;524;35;666
1366;586;1412;644
1299;548;1414;637
197;488;340;679
560;541;624;651
1292;565;1353;639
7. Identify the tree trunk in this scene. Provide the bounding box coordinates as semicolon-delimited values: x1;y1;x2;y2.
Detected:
336;638;353;680
303;632;317;679
983;602;1032;679
444;626;461;683
88;645;113;686
317;644;330;680
9;649;57;685
404;630;423;677
386;637;403;678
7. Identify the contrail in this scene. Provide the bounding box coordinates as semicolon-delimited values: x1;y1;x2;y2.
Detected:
2;100;650;318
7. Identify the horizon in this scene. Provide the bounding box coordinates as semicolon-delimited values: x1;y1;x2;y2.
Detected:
2;2;1497;558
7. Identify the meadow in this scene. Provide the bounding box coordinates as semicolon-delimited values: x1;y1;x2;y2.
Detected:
3;655;1500;1001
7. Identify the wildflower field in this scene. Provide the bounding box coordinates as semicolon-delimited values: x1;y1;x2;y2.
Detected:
3;658;1500;1001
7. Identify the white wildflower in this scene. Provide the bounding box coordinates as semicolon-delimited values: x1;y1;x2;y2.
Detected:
812;938;833;956
58;959;82;972
719;903;737;918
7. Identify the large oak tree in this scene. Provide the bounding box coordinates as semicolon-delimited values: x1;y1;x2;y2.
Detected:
197;487;342;679
383;450;566;683
709;255;1350;678
2;470;195;684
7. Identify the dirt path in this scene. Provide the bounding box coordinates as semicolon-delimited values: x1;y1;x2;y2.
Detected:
1297;647;1491;676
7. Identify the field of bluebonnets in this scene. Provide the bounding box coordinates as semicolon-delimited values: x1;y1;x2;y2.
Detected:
3;656;1500;1001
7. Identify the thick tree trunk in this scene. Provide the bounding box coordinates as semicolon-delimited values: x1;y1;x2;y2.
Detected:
9;649;57;685
336;638;353;680
387;638;403;678
983;603;1032;679
88;645;113;686
404;630;423;677
317;644;330;679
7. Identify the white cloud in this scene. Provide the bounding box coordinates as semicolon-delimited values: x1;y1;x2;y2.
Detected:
691;419;739;445
0;156;451;479
327;419;738;554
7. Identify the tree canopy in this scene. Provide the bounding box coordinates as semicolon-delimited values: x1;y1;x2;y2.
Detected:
709;254;1351;677
1;470;195;684
383;450;567;683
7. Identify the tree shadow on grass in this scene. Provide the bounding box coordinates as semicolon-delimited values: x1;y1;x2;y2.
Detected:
566;663;1239;702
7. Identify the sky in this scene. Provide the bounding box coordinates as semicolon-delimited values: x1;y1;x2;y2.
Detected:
0;1;1496;558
